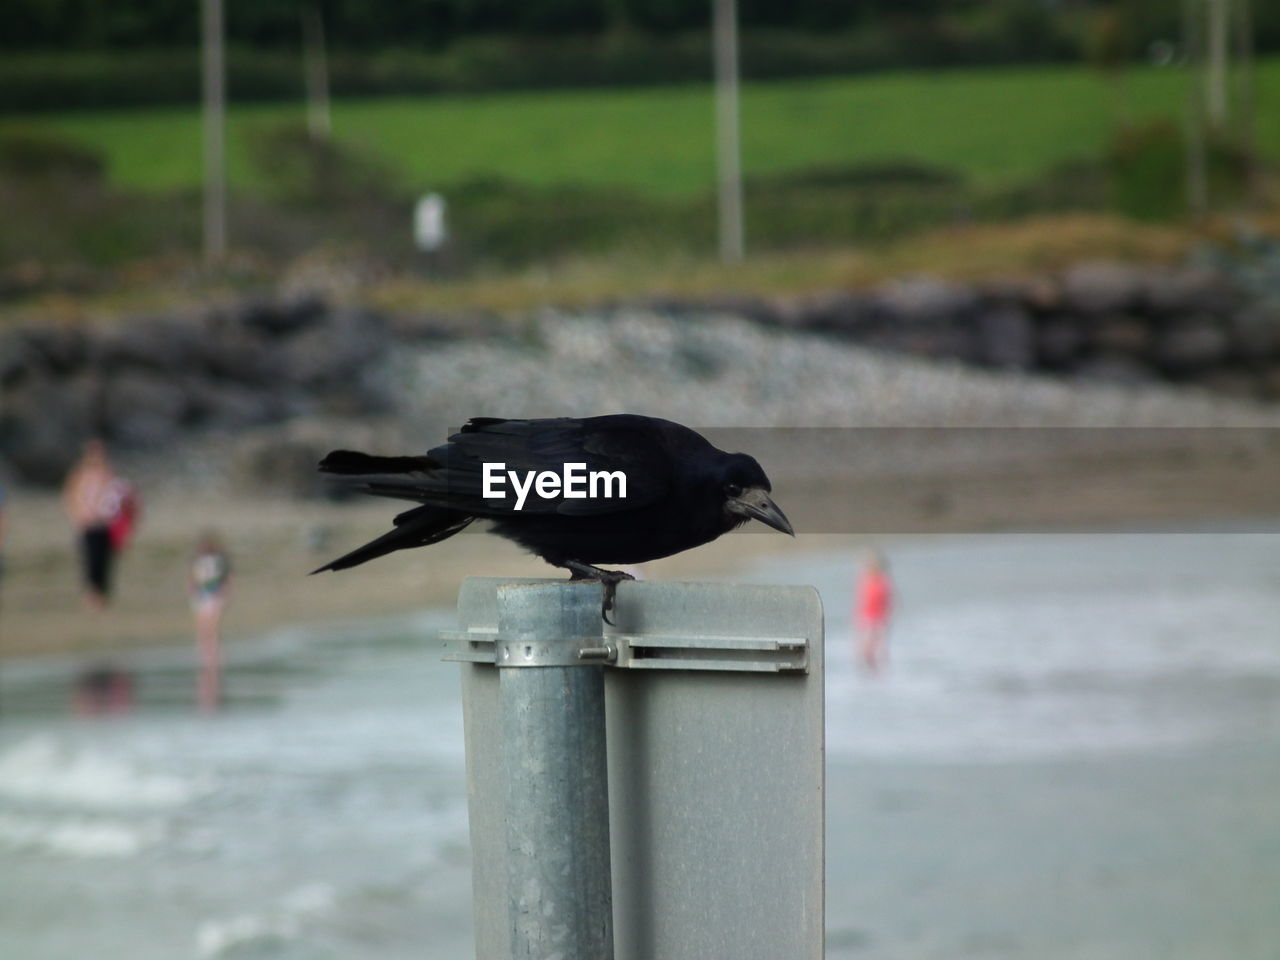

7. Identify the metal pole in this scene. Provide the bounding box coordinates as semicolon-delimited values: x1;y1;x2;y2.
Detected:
496;581;614;960
1234;0;1259;205
201;0;227;263
1206;0;1230;128
713;0;744;264
302;4;332;141
1184;0;1209;217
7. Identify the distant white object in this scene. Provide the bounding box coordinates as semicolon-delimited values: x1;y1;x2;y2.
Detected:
414;193;448;252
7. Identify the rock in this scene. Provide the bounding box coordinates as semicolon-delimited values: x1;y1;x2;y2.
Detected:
1073;354;1154;387
19;324;89;374
185;379;299;430
1035;316;1085;369
1091;316;1153;357
974;304;1034;369
1060;261;1146;315
876;276;978;325
1193;369;1265;400
866;323;974;361
1143;266;1238;316
199;327;281;386
980;276;1060;312
235;293;328;337
783;292;875;334
864;278;978;360
0;373;99;484
103;371;189;448
0;329;38;387
1153;319;1231;375
1264;366;1280;400
95;318;206;373
701;294;780;327
1228;303;1280;361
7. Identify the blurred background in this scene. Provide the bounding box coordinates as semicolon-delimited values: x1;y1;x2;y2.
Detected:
0;0;1278;289
2;2;1280;959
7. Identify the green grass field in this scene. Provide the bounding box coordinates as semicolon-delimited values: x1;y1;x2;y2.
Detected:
5;60;1278;197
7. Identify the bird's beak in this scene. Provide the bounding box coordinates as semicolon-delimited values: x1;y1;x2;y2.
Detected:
728;486;795;536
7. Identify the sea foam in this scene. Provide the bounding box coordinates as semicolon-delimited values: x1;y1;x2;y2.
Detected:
0;735;205;810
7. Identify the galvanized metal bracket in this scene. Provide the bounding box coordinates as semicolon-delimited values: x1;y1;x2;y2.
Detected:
493;635;616;668
442;578;814;673
442;628;807;674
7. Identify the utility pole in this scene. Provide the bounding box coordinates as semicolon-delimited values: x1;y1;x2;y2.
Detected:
302;4;332;141
1205;0;1230;128
1234;0;1259;203
713;0;744;264
1184;0;1209;217
201;0;227;262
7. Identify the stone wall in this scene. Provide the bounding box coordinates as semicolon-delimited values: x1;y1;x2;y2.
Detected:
0;296;395;484
686;261;1280;397
2;261;1278;486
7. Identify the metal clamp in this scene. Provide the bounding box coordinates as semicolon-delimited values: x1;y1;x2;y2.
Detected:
492;636;617;667
442;629;806;673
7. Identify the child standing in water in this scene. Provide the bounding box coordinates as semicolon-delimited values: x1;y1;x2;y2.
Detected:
189;533;232;712
855;550;893;672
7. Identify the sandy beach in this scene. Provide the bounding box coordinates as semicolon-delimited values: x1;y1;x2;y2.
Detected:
3;421;1278;662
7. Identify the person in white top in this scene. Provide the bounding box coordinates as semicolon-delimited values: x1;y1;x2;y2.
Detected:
61;438;123;610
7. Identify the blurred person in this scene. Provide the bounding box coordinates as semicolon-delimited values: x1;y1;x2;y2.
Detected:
855;549;893;672
189;532;231;712
73;664;135;716
61;438;136;609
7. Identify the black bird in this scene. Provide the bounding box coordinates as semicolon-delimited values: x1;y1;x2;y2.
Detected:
313;415;794;621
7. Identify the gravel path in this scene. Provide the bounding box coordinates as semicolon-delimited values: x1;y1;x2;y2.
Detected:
392;308;1280;430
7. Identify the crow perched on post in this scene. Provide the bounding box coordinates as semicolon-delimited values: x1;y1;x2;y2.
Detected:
313;415;793;621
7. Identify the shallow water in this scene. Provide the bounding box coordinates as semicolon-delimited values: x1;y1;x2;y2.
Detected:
1;531;1278;959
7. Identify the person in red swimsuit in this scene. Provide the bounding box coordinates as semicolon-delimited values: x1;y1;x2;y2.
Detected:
855;550;893;672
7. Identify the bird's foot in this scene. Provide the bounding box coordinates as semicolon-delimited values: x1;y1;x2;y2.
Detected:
563;561;636;626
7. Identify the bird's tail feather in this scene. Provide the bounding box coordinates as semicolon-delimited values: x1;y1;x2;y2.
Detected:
318;450;447;505
318;450;440;476
311;505;473;573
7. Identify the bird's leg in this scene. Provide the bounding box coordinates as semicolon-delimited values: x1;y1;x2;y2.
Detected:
562;560;636;626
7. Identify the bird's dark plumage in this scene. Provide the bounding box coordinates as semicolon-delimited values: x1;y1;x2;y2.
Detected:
313;416;793;615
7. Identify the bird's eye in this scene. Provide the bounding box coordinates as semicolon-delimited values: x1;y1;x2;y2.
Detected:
725;482;743;498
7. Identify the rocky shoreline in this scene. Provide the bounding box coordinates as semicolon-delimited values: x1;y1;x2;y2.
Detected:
3;260;1279;489
650;260;1280;394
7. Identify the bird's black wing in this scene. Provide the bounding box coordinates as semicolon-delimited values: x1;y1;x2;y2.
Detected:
320;416;697;517
435;416;685;516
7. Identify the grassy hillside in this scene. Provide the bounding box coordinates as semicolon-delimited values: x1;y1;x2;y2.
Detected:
5;60;1278;197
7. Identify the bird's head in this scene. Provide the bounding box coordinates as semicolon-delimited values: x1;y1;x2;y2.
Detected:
718;453;794;536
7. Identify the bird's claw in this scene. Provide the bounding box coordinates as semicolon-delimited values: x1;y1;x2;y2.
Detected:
564;561;635;626
599;575;625;626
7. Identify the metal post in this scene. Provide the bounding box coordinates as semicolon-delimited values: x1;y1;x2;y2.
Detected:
448;578;824;959
495;581;614;960
1184;0;1209;217
713;0;745;264
1206;0;1230;128
201;0;227;262
1233;0;1259;205
302;4;332;141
